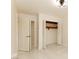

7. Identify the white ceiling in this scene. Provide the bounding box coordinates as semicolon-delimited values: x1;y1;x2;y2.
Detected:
16;0;68;18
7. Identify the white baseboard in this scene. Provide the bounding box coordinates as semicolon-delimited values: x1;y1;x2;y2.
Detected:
11;53;18;59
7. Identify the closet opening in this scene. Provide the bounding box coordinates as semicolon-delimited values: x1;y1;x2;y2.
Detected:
45;21;58;47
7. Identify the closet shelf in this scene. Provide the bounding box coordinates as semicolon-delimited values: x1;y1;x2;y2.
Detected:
46;26;58;29
46;21;58;29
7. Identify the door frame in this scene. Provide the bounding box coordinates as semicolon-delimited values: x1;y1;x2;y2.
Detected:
43;19;63;48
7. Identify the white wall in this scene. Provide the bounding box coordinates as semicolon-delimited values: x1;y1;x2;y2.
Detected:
62;18;68;47
38;14;43;50
46;29;57;45
55;15;68;47
11;0;18;59
55;16;68;47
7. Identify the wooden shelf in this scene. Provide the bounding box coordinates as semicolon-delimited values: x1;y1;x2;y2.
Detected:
46;21;58;24
46;26;57;29
46;21;58;29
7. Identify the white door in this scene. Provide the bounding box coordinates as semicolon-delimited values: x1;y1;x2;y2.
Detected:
18;15;31;51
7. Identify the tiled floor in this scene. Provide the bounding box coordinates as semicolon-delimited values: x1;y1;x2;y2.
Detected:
18;44;68;59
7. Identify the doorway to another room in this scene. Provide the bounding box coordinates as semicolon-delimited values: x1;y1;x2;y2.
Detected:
31;21;37;50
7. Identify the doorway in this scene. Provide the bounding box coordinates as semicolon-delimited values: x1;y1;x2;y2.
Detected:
43;20;62;49
46;21;58;46
30;21;36;50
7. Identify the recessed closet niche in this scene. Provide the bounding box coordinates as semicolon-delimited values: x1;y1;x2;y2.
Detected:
46;21;58;46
